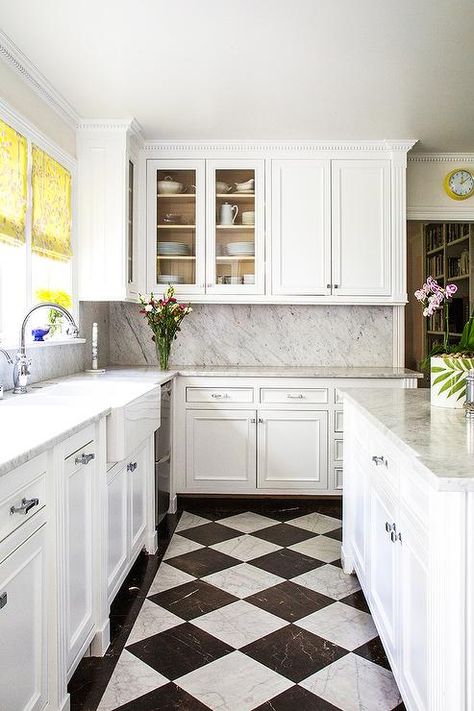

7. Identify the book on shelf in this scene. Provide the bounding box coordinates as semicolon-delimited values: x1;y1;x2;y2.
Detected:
446;223;470;243
425;223;444;251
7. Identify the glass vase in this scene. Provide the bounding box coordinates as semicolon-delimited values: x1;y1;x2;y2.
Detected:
155;337;171;370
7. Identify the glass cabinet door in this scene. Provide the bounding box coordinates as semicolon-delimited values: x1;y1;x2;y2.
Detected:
147;160;205;294
206;160;264;294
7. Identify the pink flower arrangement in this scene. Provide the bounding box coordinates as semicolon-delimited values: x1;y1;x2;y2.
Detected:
414;276;458;318
139;286;192;369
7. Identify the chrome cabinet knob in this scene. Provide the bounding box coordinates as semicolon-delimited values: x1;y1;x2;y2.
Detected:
75;453;95;466
372;455;387;467
258;418;264;424
287;393;304;399
10;497;40;515
0;592;7;610
326;284;331;289
127;461;138;472
250;418;256;423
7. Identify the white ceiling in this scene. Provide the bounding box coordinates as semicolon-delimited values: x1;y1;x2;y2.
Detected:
1;0;474;151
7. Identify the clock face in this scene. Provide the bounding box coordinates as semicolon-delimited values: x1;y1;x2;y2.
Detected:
445;169;474;200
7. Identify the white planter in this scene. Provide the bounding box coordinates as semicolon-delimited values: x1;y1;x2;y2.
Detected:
430;355;474;408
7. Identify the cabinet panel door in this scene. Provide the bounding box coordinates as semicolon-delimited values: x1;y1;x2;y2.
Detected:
368;478;398;662
271;159;331;295
129;443;148;559
206;159;265;295
332;160;391;296
257;411;328;489
147;159;206;294
107;462;129;601
398;514;428;711
186;410;256;488
65;451;95;673
0;525;47;711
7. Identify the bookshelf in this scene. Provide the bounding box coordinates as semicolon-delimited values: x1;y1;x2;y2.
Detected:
423;223;473;356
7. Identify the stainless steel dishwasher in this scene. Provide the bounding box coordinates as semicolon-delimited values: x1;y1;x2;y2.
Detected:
155;381;171;526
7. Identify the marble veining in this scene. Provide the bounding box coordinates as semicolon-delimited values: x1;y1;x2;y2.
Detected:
343;388;474;489
109;302;394;367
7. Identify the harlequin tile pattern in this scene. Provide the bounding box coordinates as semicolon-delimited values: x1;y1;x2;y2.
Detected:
73;501;405;710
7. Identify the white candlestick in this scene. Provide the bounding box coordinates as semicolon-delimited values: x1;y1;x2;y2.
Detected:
92;322;98;370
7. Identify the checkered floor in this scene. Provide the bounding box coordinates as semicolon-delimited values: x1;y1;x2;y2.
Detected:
97;509;404;711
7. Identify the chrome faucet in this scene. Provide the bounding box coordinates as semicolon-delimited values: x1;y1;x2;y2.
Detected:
13;303;79;394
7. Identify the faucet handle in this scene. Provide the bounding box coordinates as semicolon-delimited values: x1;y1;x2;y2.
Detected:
66;325;79;338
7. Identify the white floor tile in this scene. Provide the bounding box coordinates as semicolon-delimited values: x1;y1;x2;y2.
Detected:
203;563;284;598
147;562;196;596
192;599;287;649
126;599;183;645
301;652;402;711
289;535;341;563
217;512;279;533
296;602;377;650
162;534;203;560
176;650;293;710
287;512;342;534
210;534;281;562
292;564;361;600
97;650;168;711
176;512;211;532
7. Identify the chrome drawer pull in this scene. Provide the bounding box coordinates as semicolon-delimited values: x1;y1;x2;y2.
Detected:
385;521;393;533
127;462;138;472
211;393;230;399
372;455;388;467
75;453;95;466
10;497;40;515
287;393;304;399
0;592;7;610
391;531;402;544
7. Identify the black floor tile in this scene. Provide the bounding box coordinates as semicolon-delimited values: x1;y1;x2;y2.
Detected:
254;684;341;711
126;622;233;680
166;547;239;577
251;548;324;579
339;588;370;613
149;579;237;620
324;527;342;541
178;522;242;546
252;523;317;547
241;625;348;682
112;682;209;710
354;635;391;670
246;581;334;622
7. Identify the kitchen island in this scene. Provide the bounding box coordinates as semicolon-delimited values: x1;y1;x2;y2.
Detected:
342;388;474;711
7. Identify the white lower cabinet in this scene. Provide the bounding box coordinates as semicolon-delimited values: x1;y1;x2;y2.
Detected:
0;520;47;711
257;411;327;489
107;439;151;602
186;409;257;488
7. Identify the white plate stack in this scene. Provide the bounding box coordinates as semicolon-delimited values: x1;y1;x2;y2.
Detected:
157;242;190;256
157;274;185;284
226;241;255;257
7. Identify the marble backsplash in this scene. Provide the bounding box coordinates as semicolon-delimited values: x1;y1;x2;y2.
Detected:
109;303;394;367
0;302;109;391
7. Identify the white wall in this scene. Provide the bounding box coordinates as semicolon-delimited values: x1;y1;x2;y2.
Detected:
0;61;75;155
407;157;474;220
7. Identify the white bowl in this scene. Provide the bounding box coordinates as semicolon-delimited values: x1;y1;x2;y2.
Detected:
157;275;184;284
157;177;183;194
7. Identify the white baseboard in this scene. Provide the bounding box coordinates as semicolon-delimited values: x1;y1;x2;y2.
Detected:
169;494;178;514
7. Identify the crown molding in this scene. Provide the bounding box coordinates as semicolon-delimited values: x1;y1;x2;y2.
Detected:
407;205;474;220
76;118;144;136
408;152;474;163
142;139;418;153
0;29;80;127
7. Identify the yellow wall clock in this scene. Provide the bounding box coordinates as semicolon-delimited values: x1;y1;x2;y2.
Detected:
444;168;474;200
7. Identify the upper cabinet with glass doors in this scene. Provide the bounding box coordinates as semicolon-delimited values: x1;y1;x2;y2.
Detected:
146;159;264;297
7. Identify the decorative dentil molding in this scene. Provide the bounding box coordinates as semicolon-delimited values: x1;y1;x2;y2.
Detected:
142;139;418;153
408;152;474;163
76;118;144;136
0;29;80;127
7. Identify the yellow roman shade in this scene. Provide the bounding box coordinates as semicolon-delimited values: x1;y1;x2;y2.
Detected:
32;145;72;261
0;118;27;246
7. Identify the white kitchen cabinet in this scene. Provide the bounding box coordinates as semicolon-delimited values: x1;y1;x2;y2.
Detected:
146;159;206;295
129;442;148;560
186;409;257;489
257;410;328;489
206;159;265;295
331;160;391;297
0;518;48;711
77;120;143;300
271;159;331;295
63;437;96;677
106;461;129;602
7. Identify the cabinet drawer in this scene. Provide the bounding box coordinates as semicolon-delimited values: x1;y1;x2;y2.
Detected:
64;439;96;477
186;387;254;404
0;454;47;543
260;388;328;404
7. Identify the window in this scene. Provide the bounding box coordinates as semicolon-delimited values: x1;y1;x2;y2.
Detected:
0;115;74;344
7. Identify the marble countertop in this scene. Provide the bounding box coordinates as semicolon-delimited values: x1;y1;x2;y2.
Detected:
0;368;177;478
342;388;474;491
108;365;422;379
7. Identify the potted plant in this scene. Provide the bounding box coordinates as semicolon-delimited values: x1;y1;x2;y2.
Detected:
35;289;73;337
415;276;474;407
139;286;192;369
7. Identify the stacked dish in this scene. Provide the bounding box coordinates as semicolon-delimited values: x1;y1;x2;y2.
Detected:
157;275;185;284
227;241;255;257
157;242;190;256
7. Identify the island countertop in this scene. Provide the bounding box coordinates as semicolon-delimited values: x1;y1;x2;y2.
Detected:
342;387;474;490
